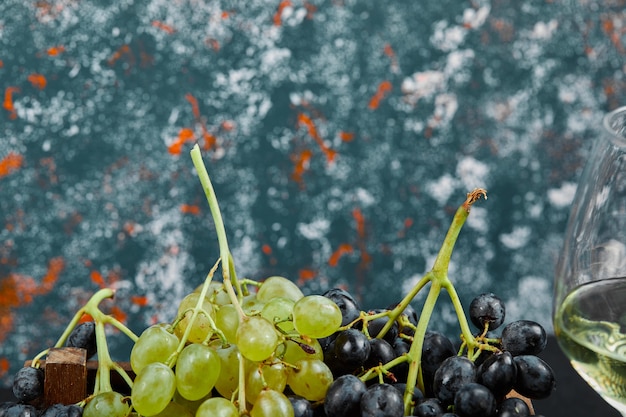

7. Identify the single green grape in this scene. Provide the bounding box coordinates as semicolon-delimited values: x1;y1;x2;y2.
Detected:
83;391;130;417
250;389;295;417
246;362;289;404
292;295;342;338
281;338;323;363
256;276;304;303
287;358;333;401
175;343;221;401
213;343;240;399
215;304;239;343
151;400;193;417
261;297;295;333
130;324;179;373
131;362;176;416
236;316;280;362
195;397;239;417
172;389;212;415
174;292;216;344
241;293;266;315
195;281;231;306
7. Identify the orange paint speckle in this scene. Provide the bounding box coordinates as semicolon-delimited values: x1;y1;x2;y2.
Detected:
352;208;366;239
3;87;20;119
46;45;65;56
107;44;135;70
168;128;196;155
131;295;149;307
297;268;317;285
329;243;354;267
27;73;47;90
274;0;292;26
0;152;24;178
90;270;106;288
110;305;127;324
262;244;273;255
185;93;218;152
368;80;392;110
0;60;4;68
151;20;176;34
180;204;201;215
0;357;9;378
291;149;313;187
339;131;355;142
297;113;337;163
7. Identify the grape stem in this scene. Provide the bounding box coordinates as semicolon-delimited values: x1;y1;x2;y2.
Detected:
190;144;246;321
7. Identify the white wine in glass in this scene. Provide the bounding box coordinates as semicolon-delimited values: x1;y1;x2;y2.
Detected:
553;106;626;416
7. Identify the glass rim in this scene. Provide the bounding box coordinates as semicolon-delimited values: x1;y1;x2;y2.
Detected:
603;105;626;147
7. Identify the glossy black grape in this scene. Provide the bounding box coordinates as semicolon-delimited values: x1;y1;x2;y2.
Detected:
469;293;505;331
324;374;367;417
453;382;497;417
333;328;371;369
391;338;411;382
496;397;530;417
360;383;404;417
422;331;456;375
364;338;397;372
432;356;476;405
289;395;314;417
413;398;445;417
322;288;361;326
40;403;84;417
500;320;547;356
12;366;44;403
477;351;517;398
392;383;424;404
512;355;555;399
367;311;399;344
66;321;97;359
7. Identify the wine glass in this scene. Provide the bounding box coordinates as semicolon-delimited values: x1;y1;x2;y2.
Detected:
553;106;626;415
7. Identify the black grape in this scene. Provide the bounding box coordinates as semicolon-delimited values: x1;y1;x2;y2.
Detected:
364;338;397;371
333;328;371;370
512;355;555;399
432;356;476;405
469;293;505;332
496;397;530;417
288;395;314;417
66;321;97;359
40;403;84;417
2;403;39;417
367;310;399;344
12;366;44;403
477;351;517;398
360;383;404;417
413;397;445;417
501;320;547;356
324;374;367;417
453;382;497;417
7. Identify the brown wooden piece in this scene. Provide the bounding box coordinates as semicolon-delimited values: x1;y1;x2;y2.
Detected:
43;347;87;407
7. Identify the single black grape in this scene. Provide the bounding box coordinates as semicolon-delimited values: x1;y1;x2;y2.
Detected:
496;397;530;417
453;382;497;417
412;397;445;417
469;293;505;332
422;331;456;397
40;403;84;417
322;288;361;326
360;383;404;417
512;355;555;399
367;311;399;344
333;328;371;370
433;356;476;406
477;351;517;398
391;338;411;382
12;366;44;403
324;374;367;417
289;395;314;417
66;321;97;359
364;338;397;372
500;320;547;356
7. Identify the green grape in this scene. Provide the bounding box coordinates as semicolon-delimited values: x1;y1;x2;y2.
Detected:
241;293;265;315
131;362;177;416
261;297;295;333
287;358;333;401
246;362;289;404
174;292;216;344
195;281;231;306
292;295;342;338
213;343;240;399
256;276;304;303
215;304;239;343
83;391;130;417
250;389;295;417
151;400;193;417
236;316;280;362
173;389;211;415
281;338;323;363
130;324;179;373
195;397;239;417
175;343;221;401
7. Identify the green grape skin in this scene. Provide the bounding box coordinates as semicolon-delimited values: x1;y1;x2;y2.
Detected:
287;358;333;401
281;338;323;363
130;324;179;374
250;389;295;417
241;294;265;315
173;389;212;415
151;400;193;417
174;292;216;344
215;304;239;343
175;343;221;401
131;362;177;416
246;362;289;404
213;343;240;399
261;297;295;333
292;295;342;338
195;281;231;306
83;391;130;417
195;397;239;417
236;316;280;362
256;276;304;303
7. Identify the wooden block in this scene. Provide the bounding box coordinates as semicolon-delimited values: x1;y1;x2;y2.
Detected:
43;347;87;407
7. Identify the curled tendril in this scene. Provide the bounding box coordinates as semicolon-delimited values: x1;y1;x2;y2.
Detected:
463;188;488;212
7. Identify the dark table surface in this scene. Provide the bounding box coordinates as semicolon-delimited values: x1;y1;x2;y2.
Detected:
0;336;620;417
